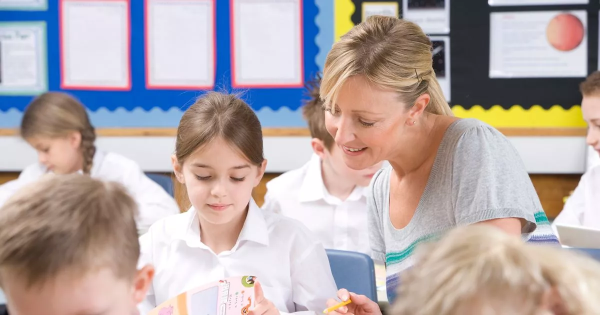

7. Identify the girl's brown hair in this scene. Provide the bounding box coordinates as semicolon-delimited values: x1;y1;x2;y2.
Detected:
174;92;264;210
20;92;96;174
320;16;453;116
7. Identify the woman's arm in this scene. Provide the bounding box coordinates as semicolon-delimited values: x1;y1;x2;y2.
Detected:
477;218;523;236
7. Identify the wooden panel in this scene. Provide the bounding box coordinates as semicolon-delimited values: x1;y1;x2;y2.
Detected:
0;127;587;137
0;171;581;218
529;174;580;219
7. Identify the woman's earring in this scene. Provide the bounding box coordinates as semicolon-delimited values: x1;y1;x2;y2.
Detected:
408;120;416;126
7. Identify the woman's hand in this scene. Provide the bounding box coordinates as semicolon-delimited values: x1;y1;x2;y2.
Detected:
248;280;280;315
325;289;382;315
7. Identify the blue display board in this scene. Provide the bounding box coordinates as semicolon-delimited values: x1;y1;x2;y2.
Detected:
0;0;330;128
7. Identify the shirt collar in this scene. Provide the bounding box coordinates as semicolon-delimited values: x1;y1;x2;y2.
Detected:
177;198;270;249
299;154;366;204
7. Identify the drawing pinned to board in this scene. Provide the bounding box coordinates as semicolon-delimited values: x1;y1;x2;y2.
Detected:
489;11;587;78
489;0;587;5
146;0;215;89
402;0;449;34
362;2;398;21
60;0;131;90
231;0;304;88
0;0;47;10
430;36;450;101
0;22;47;95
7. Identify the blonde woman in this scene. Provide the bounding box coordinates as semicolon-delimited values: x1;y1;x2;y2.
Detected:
391;225;600;315
320;16;558;306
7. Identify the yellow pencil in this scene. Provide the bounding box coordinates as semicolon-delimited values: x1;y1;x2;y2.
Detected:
322;299;352;314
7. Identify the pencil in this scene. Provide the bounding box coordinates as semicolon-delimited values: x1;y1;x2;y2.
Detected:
322;299;352;314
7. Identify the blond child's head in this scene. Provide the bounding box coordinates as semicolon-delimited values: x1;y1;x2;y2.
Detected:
0;174;154;315
303;74;381;188
392;225;600;315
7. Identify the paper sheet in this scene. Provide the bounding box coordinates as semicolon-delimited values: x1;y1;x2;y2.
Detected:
0;0;47;10
362;2;398;21
490;11;587;78
402;0;450;34
232;0;303;87
430;36;450;101
147;0;214;88
62;0;130;89
489;0;588;5
0;22;47;95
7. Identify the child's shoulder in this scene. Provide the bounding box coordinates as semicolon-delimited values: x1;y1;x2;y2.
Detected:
266;159;313;194
143;210;191;242
261;208;318;241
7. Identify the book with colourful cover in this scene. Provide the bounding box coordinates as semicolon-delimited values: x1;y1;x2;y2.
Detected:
149;276;256;315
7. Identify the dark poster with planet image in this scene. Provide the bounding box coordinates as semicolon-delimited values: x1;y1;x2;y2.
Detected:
489;10;587;78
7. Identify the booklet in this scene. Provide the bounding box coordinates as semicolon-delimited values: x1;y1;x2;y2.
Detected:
149;275;256;315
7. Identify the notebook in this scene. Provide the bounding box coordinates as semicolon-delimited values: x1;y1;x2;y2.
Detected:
556;224;600;249
149;276;256;315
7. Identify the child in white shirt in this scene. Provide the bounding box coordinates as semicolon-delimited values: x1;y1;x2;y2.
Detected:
138;92;337;314
553;72;600;232
0;92;179;234
263;75;382;255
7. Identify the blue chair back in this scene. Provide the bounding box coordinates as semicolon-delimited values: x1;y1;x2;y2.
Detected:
326;249;377;301
146;173;174;197
564;247;600;261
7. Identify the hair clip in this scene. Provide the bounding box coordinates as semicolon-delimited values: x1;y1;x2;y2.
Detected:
415;69;422;84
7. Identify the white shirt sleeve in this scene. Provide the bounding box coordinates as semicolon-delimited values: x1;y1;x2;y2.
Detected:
137;232;157;314
119;165;180;234
552;172;587;233
0;164;45;208
290;242;338;312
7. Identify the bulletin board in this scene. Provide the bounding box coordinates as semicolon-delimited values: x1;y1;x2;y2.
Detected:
0;0;594;130
0;0;320;128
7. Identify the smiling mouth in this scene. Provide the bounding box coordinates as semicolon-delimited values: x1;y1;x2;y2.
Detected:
343;146;367;152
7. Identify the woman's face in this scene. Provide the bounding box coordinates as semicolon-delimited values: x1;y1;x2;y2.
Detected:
324;75;410;170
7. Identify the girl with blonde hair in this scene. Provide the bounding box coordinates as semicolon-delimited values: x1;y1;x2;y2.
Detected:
0;92;179;234
321;15;558;306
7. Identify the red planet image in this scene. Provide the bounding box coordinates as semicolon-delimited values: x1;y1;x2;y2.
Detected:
546;13;585;52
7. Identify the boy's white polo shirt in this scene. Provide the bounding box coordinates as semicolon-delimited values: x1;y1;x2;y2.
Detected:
263;154;371;255
138;198;337;314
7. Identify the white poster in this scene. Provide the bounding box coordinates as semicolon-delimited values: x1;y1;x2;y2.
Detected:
489;0;588;6
362;2;398;21
0;0;47;10
402;0;449;34
490;11;587;78
147;0;214;89
61;0;130;89
232;0;303;87
0;22;47;95
430;36;450;101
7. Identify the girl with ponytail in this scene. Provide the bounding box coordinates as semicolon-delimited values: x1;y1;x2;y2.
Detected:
0;92;179;234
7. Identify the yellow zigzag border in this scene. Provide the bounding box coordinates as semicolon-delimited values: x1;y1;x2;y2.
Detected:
335;0;355;41
452;105;585;128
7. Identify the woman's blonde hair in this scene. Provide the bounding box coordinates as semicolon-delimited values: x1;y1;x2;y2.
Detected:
392;225;600;315
20;92;96;174
320;16;453;116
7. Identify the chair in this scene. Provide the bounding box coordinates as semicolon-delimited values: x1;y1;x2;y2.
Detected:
146;173;174;197
564;247;600;261
326;249;377;301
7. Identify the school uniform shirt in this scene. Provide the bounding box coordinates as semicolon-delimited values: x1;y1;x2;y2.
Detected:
262;154;371;255
552;165;600;232
0;150;179;234
138;199;338;315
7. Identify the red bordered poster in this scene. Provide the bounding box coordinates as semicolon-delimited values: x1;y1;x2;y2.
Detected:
145;0;216;90
60;0;131;90
230;0;304;88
